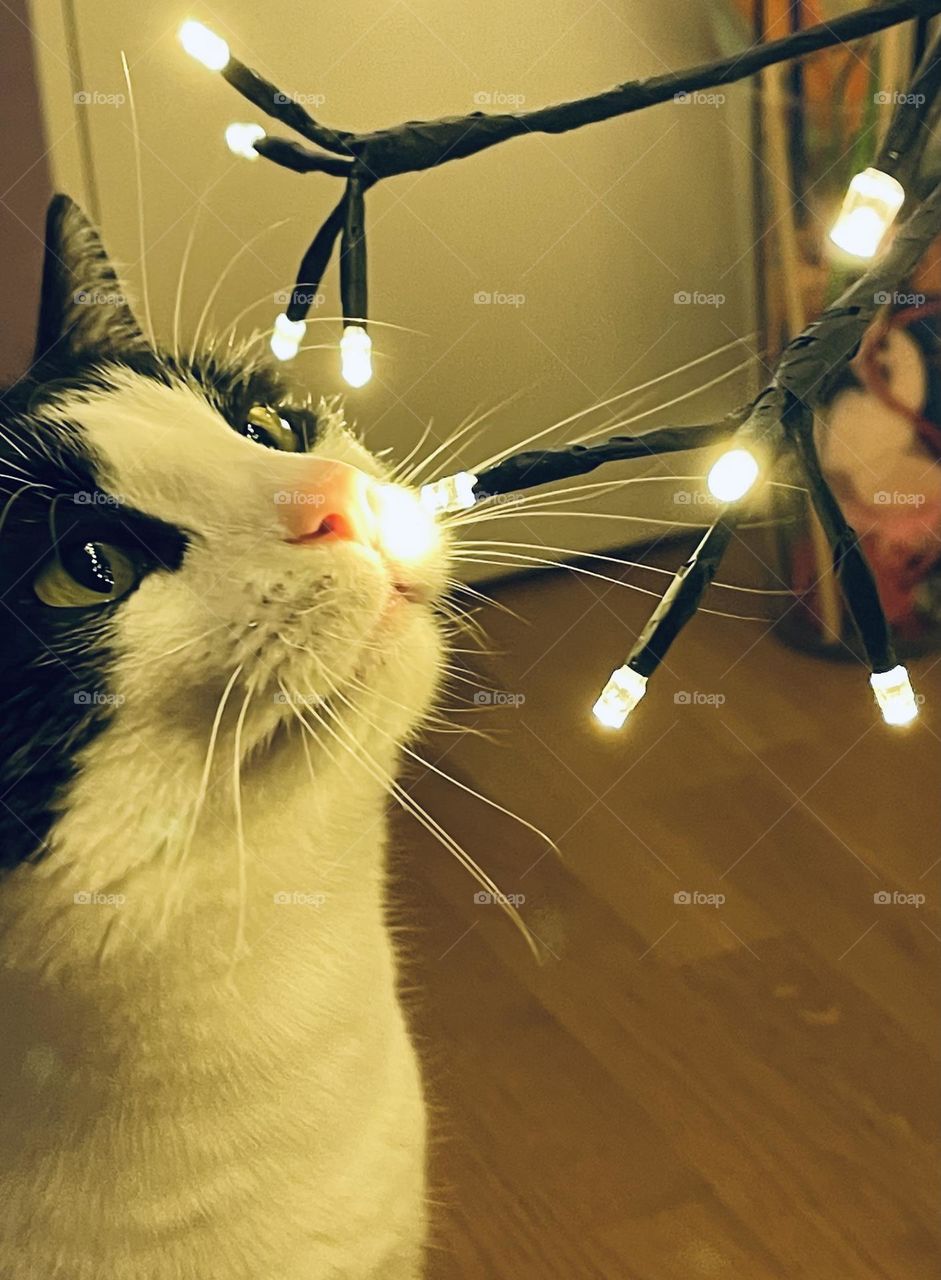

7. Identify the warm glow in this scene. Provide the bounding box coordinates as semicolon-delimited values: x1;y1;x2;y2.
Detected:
706;448;760;503
375;485;437;562
592;664;648;729
269;312;306;362
225;122;266;159
419;472;479;516
340;325;373;388
179;20;230;71
829;167;905;260
870;665;919;727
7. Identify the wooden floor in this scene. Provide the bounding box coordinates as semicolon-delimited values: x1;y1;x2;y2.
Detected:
393;537;941;1279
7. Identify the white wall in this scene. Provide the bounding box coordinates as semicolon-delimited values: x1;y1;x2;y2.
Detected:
30;0;759;567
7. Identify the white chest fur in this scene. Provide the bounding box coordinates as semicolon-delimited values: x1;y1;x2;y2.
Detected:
0;714;427;1280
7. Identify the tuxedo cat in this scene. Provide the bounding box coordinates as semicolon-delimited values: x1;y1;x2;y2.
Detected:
0;196;449;1278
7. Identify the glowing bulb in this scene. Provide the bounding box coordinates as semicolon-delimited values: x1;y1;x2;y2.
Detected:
270;312;306;362
225;122;265;159
829;168;905;260
340;325;373;388
706;448;760;503
179;20;230;71
592;664;648;729
419;472;479;516
870;665;919;727
375;485;437;562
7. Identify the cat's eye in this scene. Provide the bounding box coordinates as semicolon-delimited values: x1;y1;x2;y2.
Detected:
34;541;139;608
244;404;300;452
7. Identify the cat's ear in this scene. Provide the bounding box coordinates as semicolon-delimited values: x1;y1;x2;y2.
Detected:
34;194;149;363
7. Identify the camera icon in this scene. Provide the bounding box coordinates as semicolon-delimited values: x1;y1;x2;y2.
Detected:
74;90;91;105
674;691;691;705
874;91;890;105
273;892;290;905
874;291;891;305
473;690;493;705
474;891;491;904
273;491;292;504
473;290;492;305
873;891;891;905
674;890;692;904
674;490;691;504
273;290;291;306
673;91;691;104
673;290;691;304
873;491;890;505
473;91;492;106
73;691;91;705
273;92;290;105
73;891;91;904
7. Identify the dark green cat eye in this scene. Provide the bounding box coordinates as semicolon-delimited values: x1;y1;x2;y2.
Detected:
34;541;139;608
244;404;300;452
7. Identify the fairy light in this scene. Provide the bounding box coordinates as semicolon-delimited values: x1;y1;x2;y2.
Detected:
829;168;905;260
419;472;479;516
340;324;373;388
375;485;437;561
179;20;230;72
870;665;920;726
592;664;648;729
706;447;761;503
270;312;306;362
225;122;266;159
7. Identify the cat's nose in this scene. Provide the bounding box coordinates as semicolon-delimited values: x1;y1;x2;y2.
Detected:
279;462;378;547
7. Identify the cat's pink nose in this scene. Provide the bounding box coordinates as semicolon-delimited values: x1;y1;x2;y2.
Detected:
280;462;378;547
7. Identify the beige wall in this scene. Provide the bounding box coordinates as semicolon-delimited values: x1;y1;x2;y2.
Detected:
28;0;759;562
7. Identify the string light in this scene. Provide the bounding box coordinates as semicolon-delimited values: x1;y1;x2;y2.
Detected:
419;472;479;516
375;485;437;561
706;447;761;503
870;665;919;726
829;167;905;260
340;324;373;388
270;312;306;362
592;665;648;729
179;20;230;72
225;122;265;159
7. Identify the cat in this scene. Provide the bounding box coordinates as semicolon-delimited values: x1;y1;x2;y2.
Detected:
0;195;451;1278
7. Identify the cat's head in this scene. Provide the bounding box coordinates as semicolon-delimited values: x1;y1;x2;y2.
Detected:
0;196;450;871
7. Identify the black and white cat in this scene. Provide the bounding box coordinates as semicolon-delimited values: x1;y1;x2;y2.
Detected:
0;196;450;1278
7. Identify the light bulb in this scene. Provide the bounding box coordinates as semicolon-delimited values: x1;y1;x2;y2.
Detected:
706;447;760;503
870;665;919;726
592;664;648;729
419;472;479;516
340;325;373;388
269;312;306;362
225;122;266;159
375;485;437;562
179;20;231;71
829;168;905;260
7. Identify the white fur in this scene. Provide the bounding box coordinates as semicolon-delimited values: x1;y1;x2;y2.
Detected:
0;373;448;1277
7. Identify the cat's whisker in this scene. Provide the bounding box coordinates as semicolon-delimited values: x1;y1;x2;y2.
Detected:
400;390;527;486
191;219;293;362
462;335;756;477
229;676;257;965
119;52;156;349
